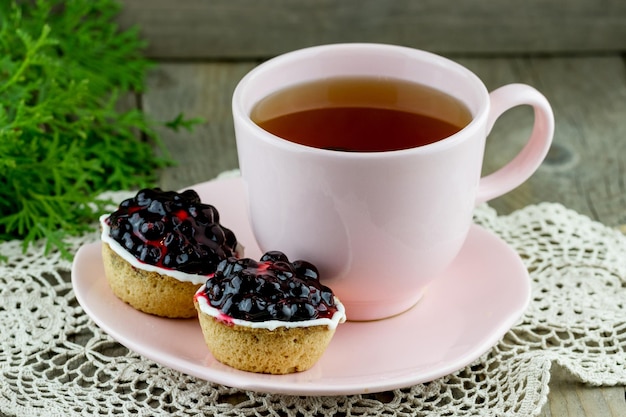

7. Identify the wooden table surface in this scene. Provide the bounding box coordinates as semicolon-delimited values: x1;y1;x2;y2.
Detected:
138;55;626;416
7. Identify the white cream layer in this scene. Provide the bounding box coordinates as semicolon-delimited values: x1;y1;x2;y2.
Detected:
195;283;346;331
100;214;208;285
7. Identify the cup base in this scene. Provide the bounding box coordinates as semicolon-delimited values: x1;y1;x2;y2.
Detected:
342;291;425;322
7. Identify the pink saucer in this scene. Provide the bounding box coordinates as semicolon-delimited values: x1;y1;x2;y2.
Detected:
71;177;530;395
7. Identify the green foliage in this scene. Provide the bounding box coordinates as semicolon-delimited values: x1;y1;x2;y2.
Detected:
0;0;196;257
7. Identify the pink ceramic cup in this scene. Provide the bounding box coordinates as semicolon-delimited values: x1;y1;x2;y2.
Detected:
232;43;553;321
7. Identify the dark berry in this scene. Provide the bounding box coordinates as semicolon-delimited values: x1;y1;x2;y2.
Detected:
106;188;240;274
292;260;319;280
202;251;339;322
140;220;165;240
147;200;165;215
260;251;289;263
135;190;153;207
180;189;201;204
200;206;219;224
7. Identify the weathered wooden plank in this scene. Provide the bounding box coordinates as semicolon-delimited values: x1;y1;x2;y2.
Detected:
540;366;626;417
142;62;256;190
117;0;626;59
457;55;626;227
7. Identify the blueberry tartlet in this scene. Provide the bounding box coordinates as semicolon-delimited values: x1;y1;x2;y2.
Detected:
194;251;346;374
100;188;243;318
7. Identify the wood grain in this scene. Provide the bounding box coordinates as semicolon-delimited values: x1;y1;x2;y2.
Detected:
541;366;626;417
117;0;626;59
142;62;256;189
458;55;626;228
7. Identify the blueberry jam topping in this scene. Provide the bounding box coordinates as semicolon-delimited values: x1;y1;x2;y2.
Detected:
201;251;339;322
105;188;239;274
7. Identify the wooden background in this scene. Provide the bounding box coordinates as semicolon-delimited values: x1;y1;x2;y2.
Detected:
117;0;626;57
116;1;626;415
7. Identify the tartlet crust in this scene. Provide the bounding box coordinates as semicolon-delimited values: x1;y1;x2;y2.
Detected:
194;298;336;374
102;243;201;318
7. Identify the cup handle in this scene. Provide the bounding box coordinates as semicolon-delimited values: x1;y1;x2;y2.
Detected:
476;83;555;205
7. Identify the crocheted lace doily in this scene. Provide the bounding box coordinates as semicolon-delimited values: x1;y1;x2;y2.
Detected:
1;176;625;416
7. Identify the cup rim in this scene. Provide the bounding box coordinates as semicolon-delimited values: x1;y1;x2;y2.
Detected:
232;43;490;157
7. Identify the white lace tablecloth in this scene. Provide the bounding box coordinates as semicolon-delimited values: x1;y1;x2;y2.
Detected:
1;181;625;416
